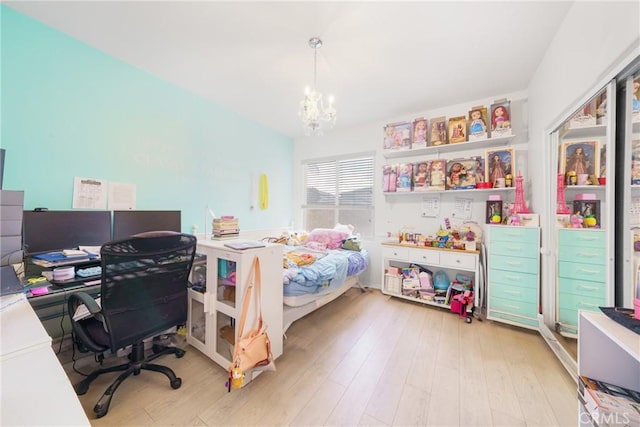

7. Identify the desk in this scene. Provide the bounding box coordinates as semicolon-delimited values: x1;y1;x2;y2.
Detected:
0;294;90;426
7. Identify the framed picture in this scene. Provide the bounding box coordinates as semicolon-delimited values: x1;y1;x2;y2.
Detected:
490;99;512;137
383;122;412;151
429;116;447;146
485;147;515;187
572;200;600;228
411;118;428;149
560;140;599;178
448;116;467;143
446;157;477;190
468;106;488;141
568;99;597;128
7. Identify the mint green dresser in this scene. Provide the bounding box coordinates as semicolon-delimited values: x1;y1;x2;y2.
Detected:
487;226;540;329
557;229;607;335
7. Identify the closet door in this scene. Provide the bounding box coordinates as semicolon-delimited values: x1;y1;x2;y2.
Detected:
620;72;640;307
550;82;616;338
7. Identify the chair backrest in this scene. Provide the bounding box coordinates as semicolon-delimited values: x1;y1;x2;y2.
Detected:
99;231;197;351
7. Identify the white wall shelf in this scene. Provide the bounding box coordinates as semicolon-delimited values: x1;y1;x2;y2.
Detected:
560;124;607;140
384;187;515;196
382;134;516;159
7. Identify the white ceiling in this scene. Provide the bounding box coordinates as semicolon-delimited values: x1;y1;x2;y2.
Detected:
6;1;573;139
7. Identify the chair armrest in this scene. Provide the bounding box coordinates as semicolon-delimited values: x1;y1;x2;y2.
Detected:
68;292;101;315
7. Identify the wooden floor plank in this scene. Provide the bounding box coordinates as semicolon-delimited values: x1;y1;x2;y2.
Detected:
56;289;576;427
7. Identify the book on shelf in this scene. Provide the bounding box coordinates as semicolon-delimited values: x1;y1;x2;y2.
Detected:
212;234;240;240
223;241;265;250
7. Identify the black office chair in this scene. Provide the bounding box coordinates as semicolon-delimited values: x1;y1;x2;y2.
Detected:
67;231;197;418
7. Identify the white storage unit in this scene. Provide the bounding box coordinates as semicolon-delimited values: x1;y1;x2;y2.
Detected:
186;240;283;382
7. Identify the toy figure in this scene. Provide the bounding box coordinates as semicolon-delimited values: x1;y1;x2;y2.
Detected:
491;105;511;131
414;162;428;189
489;154;506;185
570;212;584;228
396;163;413;191
429;160;445;189
383;126;395;150
469;108;487;136
448;162;465;188
475;158;485;183
413;119;427;147
566;146;591;175
633;77;640;111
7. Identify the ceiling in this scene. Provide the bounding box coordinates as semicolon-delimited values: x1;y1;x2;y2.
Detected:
5;1;573;139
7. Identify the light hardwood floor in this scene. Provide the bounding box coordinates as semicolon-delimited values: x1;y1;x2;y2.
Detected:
60;289;577;426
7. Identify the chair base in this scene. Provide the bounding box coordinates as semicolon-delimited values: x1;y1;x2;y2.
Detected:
75;342;185;418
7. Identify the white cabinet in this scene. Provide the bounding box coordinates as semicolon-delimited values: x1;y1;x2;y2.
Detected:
380;243;480;315
578;311;640;426
186;240;283;380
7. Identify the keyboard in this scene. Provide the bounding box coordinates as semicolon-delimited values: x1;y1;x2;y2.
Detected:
76;266;102;278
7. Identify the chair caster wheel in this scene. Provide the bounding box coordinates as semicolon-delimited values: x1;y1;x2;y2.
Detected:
466;317;472;324
175;348;185;358
94;403;108;418
171;377;182;389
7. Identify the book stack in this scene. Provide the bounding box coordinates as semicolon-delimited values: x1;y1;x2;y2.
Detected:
212;216;239;240
578;375;640;426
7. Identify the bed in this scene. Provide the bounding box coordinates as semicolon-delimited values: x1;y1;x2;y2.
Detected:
274;227;369;332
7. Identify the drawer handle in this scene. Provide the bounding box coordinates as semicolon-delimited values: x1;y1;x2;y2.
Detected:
505;303;520;309
504;274;521;280
505;246;523;251
577;285;600;291
505;232;522;237
577;268;601;274
505;261;523;266
578;302;599;308
576;252;598;257
503;290;521;295
576;236;598;242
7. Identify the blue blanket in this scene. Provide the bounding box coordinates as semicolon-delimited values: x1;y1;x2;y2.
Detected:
283;247;368;296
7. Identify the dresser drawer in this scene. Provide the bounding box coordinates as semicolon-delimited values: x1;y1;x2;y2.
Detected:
408;248;440;265
488;310;538;328
489;268;538;289
558;292;604;312
488;295;537;319
489;282;538;304
489;255;539;275
440;251;476;270
558;277;606;299
558;229;605;249
489;240;538;259
382;246;409;261
558;261;606;282
558;245;606;264
558;306;601;329
490;226;538;246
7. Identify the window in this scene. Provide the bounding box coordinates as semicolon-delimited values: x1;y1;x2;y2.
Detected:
303;154;374;237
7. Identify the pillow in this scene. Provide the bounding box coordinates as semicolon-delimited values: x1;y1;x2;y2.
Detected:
305;228;350;250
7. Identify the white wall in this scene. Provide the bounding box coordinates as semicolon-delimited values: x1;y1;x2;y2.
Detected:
294;90;528;288
527;1;639;326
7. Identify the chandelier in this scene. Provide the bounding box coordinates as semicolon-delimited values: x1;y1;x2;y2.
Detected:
299;37;336;135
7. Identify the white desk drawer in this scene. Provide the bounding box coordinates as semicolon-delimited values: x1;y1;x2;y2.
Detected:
408;248;440;265
440;251;476;270
382;246;409;260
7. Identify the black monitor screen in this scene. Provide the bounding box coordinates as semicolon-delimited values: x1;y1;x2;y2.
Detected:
23;210;112;256
112;210;181;240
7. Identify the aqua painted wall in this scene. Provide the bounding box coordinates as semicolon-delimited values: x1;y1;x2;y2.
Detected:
0;6;293;233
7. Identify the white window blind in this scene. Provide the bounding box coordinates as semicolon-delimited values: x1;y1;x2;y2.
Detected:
303;155;374;236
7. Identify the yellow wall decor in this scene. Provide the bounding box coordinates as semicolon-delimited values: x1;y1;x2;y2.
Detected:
259;174;269;210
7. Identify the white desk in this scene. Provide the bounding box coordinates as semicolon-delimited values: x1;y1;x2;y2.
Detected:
0;294;90;426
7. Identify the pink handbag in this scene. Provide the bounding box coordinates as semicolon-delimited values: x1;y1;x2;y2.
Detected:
228;256;275;390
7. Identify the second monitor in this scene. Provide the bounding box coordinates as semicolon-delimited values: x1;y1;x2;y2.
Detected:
112;210;181;240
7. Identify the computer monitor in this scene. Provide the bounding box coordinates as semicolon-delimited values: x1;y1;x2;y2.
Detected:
112;210;181;240
22;210;112;256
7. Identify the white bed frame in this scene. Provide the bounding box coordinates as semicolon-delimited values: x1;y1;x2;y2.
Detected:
283;275;366;333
